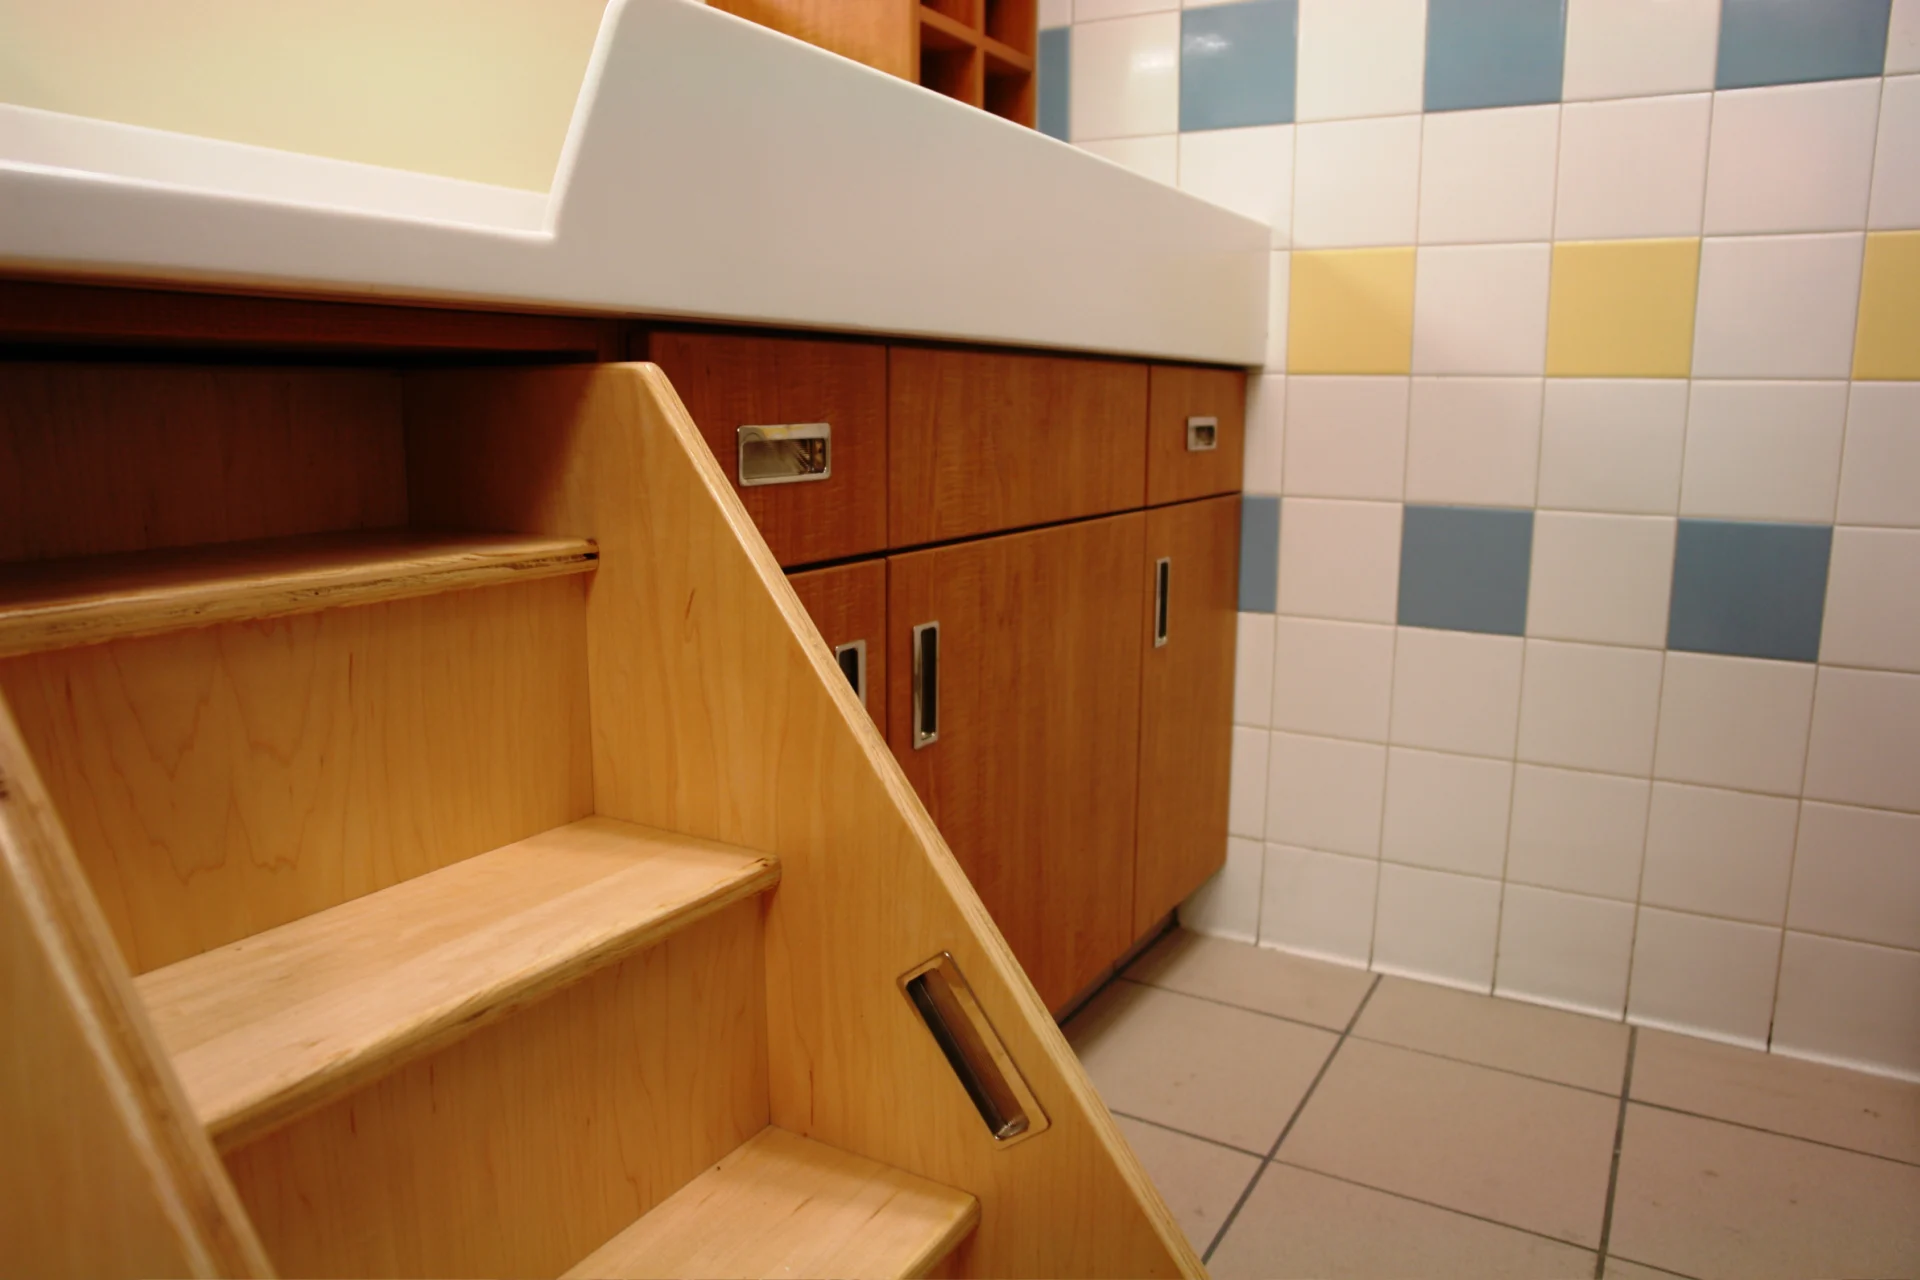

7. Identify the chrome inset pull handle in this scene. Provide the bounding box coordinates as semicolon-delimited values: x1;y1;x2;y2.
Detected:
912;621;939;748
737;422;830;486
1186;415;1219;452
1154;557;1171;648
833;639;867;707
900;953;1048;1144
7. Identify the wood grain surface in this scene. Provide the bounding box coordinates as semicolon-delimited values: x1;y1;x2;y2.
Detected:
1146;363;1246;508
788;558;888;723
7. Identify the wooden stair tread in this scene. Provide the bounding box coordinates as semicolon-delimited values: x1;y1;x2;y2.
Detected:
0;528;597;657
567;1126;980;1280
136;816;778;1148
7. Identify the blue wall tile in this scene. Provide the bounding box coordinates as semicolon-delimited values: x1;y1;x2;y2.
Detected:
1717;0;1893;89
1181;0;1298;132
1038;27;1070;141
1399;505;1535;636
1239;495;1281;613
1668;520;1832;663
1425;0;1568;112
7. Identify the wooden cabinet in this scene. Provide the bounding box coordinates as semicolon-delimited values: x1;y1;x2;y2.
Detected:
886;513;1146;1012
1147;364;1247;507
1134;496;1240;934
889;347;1148;546
787;560;887;723
646;331;887;567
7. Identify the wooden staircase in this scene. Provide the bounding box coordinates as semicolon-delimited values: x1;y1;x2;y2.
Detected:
0;352;1201;1278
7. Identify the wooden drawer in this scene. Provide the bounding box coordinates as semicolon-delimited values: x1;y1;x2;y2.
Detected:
1147;364;1246;506
888;347;1148;546
646;331;886;567
787;559;886;726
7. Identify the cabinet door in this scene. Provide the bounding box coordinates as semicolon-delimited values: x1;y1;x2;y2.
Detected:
1147;364;1246;507
889;347;1148;546
647;331;887;567
1134;495;1239;935
787;560;886;726
887;513;1146;1011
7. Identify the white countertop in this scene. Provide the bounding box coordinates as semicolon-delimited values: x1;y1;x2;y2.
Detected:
0;0;1269;365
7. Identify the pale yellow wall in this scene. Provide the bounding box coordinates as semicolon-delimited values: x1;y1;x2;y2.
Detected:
0;0;612;191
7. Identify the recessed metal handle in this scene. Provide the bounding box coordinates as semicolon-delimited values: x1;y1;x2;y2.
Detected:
737;422;830;486
912;621;939;748
900;953;1048;1145
1153;556;1171;648
1186;415;1219;452
833;639;867;707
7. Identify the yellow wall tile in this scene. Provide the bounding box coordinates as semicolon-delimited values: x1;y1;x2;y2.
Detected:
1546;238;1700;378
1855;231;1920;381
1288;248;1417;375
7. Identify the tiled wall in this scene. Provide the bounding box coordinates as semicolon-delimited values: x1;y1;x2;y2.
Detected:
1039;0;1920;1081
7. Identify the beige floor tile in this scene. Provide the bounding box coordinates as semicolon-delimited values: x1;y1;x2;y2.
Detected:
1209;1163;1597;1280
1602;1258;1696;1279
1609;1104;1920;1280
1281;1038;1619;1247
1068;981;1337;1152
1633;1027;1920;1165
1125;928;1375;1031
1354;975;1630;1093
1112;1115;1259;1256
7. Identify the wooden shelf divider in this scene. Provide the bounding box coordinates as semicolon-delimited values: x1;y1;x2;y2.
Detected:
565;1125;980;1280
136;817;779;1149
0;528;598;659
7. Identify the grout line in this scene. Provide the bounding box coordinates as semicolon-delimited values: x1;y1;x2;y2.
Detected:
1108;1109;1270;1160
1604;1254;1704;1280
1267;1159;1605;1257
1112;975;1354;1036
1200;973;1382;1264
1627;1099;1920;1170
1345;1032;1622;1100
1593;1026;1639;1279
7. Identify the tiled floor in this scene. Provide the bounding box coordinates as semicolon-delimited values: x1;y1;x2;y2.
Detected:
1068;929;1920;1279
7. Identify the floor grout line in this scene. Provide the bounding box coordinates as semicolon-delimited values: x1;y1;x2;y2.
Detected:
1108;1109;1269;1161
1594;1026;1640;1279
1266;1158;1603;1256
1200;973;1383;1265
1627;1098;1920;1170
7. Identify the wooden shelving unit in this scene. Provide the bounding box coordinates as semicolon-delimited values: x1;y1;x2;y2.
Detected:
917;0;1036;125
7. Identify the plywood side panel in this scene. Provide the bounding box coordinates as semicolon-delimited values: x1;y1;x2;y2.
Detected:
0;698;271;1279
403;364;1200;1278
0;364;406;563
0;576;593;973
225;899;769;1280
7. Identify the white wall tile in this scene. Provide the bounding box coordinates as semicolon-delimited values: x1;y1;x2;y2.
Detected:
1078;134;1180;185
1229;724;1270;838
1555;95;1712;240
1838;383;1920;527
1654;653;1817;795
1234;612;1277;725
1260;843;1379;966
1179;125;1294;246
1821;527;1920;672
1282;375;1409;499
1893;0;1920;75
1641;782;1800;924
1373;863;1501;992
1295;0;1426;122
1517;639;1665;776
1403;377;1543;508
1390;627;1525;758
1562;0;1721;100
1627;907;1782;1049
1538;380;1688;516
1790;802;1920;951
1506;764;1651;900
1276;498;1403;623
1267;731;1389;855
1266;250;1291;371
1703;80;1882;235
1692;233;1866;380
1040;0;1072;29
1069;12;1179;141
1771;933;1920;1080
1381;747;1514;877
1291;115;1422;248
1869;74;1920;228
1181;835;1264;942
1804;667;1920;812
1077;0;1177;17
1495;885;1636;1019
1271;617;1396;741
1412;244;1553;376
1681;381;1848;524
1526;513;1676;648
1418;105;1560;245
1244;373;1286;493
